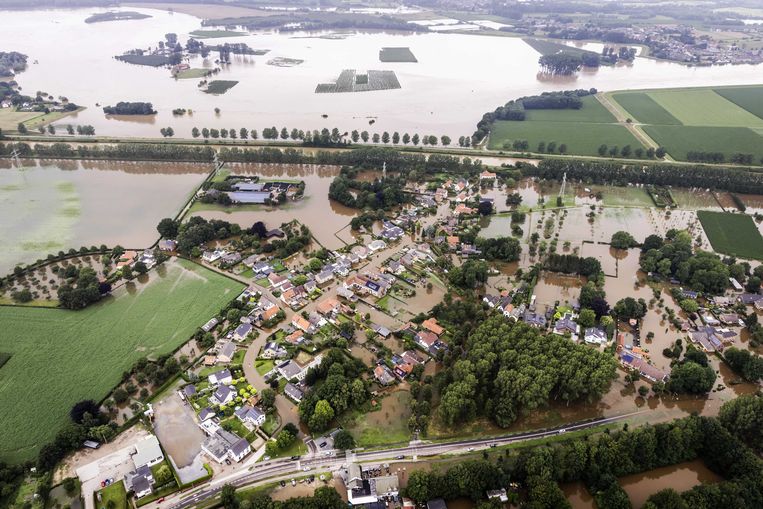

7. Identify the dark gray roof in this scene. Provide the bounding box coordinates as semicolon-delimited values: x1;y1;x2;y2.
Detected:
132;475;151;495
183;384;197;397
230;437;250;456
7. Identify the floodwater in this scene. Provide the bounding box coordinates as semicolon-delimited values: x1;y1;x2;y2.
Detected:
2;9;763;139
619;460;722;509
533;272;584;310
152;390;209;483
189;163;356;249
561;482;595;509
0;159;207;274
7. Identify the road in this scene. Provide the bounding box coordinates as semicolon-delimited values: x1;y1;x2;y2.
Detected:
151;411;644;509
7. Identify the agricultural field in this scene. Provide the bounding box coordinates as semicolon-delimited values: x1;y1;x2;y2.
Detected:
175;68;211;79
713;86;763;120
489;119;643;156
610;92;681;125
522;38;599;59
525;95;616;123
379;47;417;63
0;259;243;463
610;86;763;162
697;210;763;260
189;29;247;38
642;125;763;162
204;80;239;94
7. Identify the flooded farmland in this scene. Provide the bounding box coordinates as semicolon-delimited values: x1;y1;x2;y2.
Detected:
619;460;722;508
1;8;763;139
0;159;207;274
153;389;209;483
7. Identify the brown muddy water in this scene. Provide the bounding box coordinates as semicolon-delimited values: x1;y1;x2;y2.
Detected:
561;482;595;509
2;9;763;139
190;163;357;249
0;159;207;275
619;460;722;509
153;390;209;482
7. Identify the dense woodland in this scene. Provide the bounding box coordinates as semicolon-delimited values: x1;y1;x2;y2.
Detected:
0;51;26;78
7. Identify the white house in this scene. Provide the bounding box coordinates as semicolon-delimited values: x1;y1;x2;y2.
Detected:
132;435;164;468
216;342;236;364
202;429;251;463
235;405;266;427
208;369;232;385
584;328;608;345
211;384;235;406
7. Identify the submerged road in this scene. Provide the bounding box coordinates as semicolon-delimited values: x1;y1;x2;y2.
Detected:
155;410;644;509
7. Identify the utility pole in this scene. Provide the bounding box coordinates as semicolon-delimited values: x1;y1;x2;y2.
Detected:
10;148;21;168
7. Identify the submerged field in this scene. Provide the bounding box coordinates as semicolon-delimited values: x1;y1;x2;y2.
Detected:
0;259;243;462
697;210;763;260
610;86;763;162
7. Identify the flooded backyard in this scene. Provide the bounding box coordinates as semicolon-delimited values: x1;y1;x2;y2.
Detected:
619;460;722;508
152;388;208;484
0;159;207;275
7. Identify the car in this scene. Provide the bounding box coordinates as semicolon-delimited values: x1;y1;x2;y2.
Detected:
319;441;327;448
264;456;271;461
280;481;286;487
291;479;296;486
490;443;497;448
225;458;231;465
100;481;106;487
157;498;165;504
467;447;475;452
303;466;312;471
395;455;405;460
290;455;301;460
557;428;567;434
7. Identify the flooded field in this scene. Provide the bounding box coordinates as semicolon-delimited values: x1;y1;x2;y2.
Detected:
0;159;207;275
189;163;355;249
2;8;763;139
153;389;208;483
619;460;722;508
533;272;584;310
561;482;595;509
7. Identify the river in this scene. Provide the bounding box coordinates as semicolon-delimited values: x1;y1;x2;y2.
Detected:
2;8;763;139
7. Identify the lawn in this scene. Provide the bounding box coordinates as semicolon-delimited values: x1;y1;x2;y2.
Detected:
524;96;616;123
189;29;247;38
0;259;243;463
261;413;279;436
713;86;763;120
176;68;211;79
642;125;763;161
255;359;274;376
647;89;763;127
204;80;239;95
697;211;763;260
611;92;681;125
96;481;127;509
341;391;412;448
489;120;644;156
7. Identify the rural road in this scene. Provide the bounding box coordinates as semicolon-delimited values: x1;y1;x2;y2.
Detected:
149;411;644;509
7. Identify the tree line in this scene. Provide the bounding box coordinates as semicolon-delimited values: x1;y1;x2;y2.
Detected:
521;158;763;194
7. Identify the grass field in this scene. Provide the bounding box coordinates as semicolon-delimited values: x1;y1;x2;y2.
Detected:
176;68;211;79
189;29;247;38
525;95;616;123
522;38;600;59
341;391;411;448
0;259;243;463
610;92;681;125
713;86;763;120
97;481;127;509
697;210;763;260
647;89;763;127
489;120;644;156
204;80;239;95
642;125;763;162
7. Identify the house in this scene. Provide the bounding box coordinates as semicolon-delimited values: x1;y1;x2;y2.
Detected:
374;364;396;385
284;382;304;402
480;170;497;180
132;435;164;468
619;352;669;382
216;342;237;364
691;326;736;352
292;315;314;334
208;369;233;385
421;318;444;336
286;329;305;345
233;182;265;192
486;489;508;502
202;250;225;263
522;310;547;328
387;260;405;275
316;269;334;285
344;463;400;506
202;429;251;463
738;293;763;306
181;384;197;400
717;313;743;326
447;236;460;250
261;341;287;359
453;204;475;215
729;277;744;292
415;331;439;350
427;499;447;509
277;355;322;382
454;192;469;203
250;260;273;276
553;313;579;340
199;408;216;422
234;323;253;341
268;273;288;289
158;239;177;251
584;328;608;345
368;239;387;253
235;405;266;427
352;245;370;260
124;465;154;498
267;228;285;238
371;323;391;338
202;317;219;333
712;296;731;307
211;384;235;406
317;298;341;318
221;252;242;266
460;244;481;257
380;223;404;241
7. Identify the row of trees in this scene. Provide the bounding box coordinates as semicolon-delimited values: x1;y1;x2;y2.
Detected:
522;158;763;194
597;143;665;159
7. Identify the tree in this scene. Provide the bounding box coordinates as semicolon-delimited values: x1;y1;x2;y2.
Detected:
679;299;698;313
667;361;716;394
157;218;180;238
17;122;27;134
280;127;288;140
239;127;248;139
372;133;380;143
405;470;431;502
598;144;608;156
610;231;637;249
477;200;493;215
220;484;237;509
351;130;359;142
577;308;596;328
613;297;647;320
70;400;101;424
333;429;355;450
155;464;173;485
402;133;411;144
260;388;276;412
655;146;667;158
719;395;763;451
381;131;390;144
392;132;400;144
308;399;335;431
202;128;210;138
441;135;451;146
360;131;369;142
412;133;420;145
192;127;200;138
113;388;128;404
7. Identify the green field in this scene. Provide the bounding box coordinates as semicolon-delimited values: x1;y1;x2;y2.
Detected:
189;30;247;38
713;86;763;120
647;89;763;127
176;68;211;79
642;125;763;162
97;481;127;509
610;92;681;125
204;80;239;95
525;95;616;123
489;120;644;156
697;210;763;260
522;38;599;59
0;259;243;462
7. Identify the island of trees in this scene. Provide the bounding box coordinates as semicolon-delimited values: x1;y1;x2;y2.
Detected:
102;101;156;115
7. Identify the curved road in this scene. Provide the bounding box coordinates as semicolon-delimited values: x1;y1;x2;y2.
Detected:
155;411;644;509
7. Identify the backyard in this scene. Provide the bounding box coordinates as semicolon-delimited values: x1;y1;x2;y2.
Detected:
0;259;243;463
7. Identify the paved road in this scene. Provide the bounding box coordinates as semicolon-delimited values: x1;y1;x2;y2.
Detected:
153;411;643;509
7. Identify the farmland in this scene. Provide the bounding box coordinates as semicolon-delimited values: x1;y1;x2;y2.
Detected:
204;80;239;94
608;85;763;162
189;29;247;39
489;120;643;156
0;259;243;463
525;95;616;123
697;210;763;260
